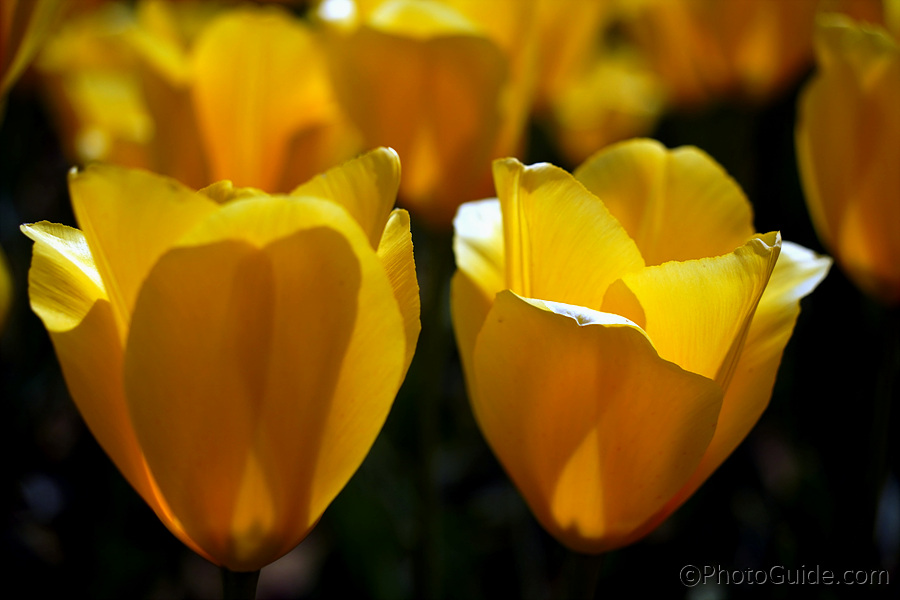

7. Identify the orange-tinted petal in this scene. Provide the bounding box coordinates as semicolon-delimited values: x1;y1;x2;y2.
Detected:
20;221;210;562
124;196;405;570
192;7;338;190
645;241;831;530
472;291;723;553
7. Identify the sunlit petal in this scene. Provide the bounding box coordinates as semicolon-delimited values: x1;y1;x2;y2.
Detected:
292;147;400;248
493;157;644;309
575;139;755;266
472;291;723;553
68;164;218;336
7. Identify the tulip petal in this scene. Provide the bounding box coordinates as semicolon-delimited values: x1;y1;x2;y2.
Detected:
192;7;337;190
68;164;219;336
20;221;211;561
377;208;420;374
125;196;405;570
645;241;831;530
452;198;505;301
472;291;723;553
20;222;105;331
617;232;781;385
450;198;506;395
796;16;900;302
1;0;65;96
326;21;506;224
574;139;755;266
292;147;400;248
493;158;644;310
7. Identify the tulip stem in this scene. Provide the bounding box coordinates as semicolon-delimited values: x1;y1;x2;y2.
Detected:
220;568;260;600
554;552;604;600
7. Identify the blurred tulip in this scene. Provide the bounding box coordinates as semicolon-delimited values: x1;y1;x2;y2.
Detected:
796;11;900;304
624;0;819;107
452;139;830;553
1;0;64;109
37;0;359;191
22;147;420;571
525;0;664;165
318;0;535;227
544;46;664;165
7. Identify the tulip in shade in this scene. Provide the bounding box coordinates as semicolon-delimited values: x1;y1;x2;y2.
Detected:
624;0;819;106
1;0;64;105
37;1;359;191
22;148;419;571
796;12;900;304
451;139;830;553
319;0;533;227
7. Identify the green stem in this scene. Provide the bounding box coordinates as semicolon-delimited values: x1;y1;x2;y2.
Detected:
220;568;260;600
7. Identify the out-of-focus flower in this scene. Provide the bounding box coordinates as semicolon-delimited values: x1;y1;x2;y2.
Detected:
527;0;664;165
317;0;535;227
452;139;829;553
544;46;664;165
1;0;64;108
796;10;900;304
22;147;419;571
37;0;359;191
623;0;820;107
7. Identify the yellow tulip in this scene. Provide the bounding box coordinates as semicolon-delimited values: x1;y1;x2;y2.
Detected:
796;11;900;304
318;0;534;227
1;0;65;104
451;139;830;553
21;148;420;571
623;0;820;106
37;0;359;191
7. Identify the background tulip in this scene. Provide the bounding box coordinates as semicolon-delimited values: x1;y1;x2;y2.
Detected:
623;0;819;107
21;148;419;572
452;139;830;553
796;10;900;304
0;0;65;115
36;0;359;191
318;0;534;227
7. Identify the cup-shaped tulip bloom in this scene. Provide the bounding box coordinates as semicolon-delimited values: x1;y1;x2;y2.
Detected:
796;12;900;304
37;0;359;191
624;0;819;107
22;148;420;571
452;139;830;553
318;0;534;227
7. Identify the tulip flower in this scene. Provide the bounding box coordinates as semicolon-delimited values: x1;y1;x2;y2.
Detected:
623;0;819;106
37;0;359;191
451;139;830;553
796;11;900;304
318;0;534;227
22;147;420;571
1;0;64;111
